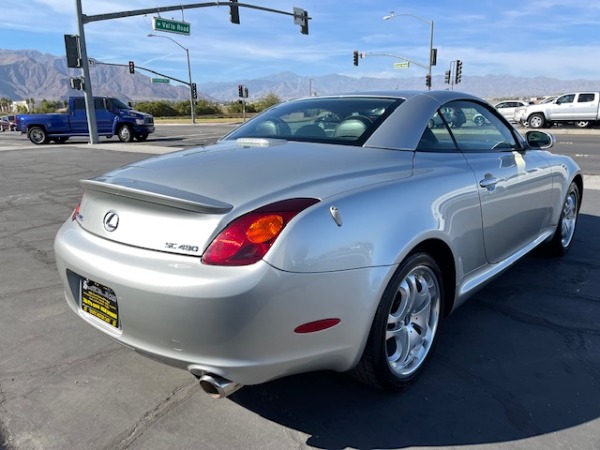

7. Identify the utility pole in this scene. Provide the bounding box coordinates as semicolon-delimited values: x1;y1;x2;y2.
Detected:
74;0;99;144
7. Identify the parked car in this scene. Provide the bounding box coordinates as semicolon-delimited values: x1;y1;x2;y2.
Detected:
493;100;529;122
54;90;582;399
523;92;600;128
427;106;466;128
0;115;17;131
514;96;557;127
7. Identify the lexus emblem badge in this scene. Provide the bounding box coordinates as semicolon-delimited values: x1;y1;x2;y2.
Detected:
103;211;119;232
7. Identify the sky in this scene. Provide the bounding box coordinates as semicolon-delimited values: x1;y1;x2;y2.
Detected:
2;0;600;87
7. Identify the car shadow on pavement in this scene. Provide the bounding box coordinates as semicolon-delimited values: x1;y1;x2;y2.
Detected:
231;213;600;449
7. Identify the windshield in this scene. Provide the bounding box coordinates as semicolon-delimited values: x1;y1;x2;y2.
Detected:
223;97;403;145
108;98;132;110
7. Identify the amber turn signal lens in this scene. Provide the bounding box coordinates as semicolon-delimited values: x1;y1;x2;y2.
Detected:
246;215;284;244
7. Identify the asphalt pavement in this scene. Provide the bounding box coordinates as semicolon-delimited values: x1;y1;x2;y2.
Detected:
0;130;599;450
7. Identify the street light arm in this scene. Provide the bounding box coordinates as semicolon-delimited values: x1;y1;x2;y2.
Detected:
147;33;188;51
383;12;432;26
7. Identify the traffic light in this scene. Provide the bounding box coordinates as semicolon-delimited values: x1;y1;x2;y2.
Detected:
128;61;135;74
229;0;240;24
293;7;309;35
425;74;431;88
353;50;359;66
191;83;197;100
69;77;83;90
243;87;249;98
430;48;437;67
444;70;451;84
455;60;463;84
238;85;244;97
64;34;81;68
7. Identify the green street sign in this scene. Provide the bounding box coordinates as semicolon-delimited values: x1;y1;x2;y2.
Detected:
151;78;170;84
393;62;410;69
152;17;191;36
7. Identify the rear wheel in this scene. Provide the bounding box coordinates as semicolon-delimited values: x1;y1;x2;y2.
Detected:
528;114;545;129
28;126;48;145
352;252;444;391
544;182;580;255
117;124;133;142
574;121;589;128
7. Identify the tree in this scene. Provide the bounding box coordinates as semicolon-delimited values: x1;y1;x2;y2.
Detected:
0;97;11;113
194;100;222;115
253;93;282;112
38;99;63;113
134;101;178;117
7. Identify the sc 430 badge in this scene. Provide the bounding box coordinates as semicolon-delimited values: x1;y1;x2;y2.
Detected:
165;242;200;252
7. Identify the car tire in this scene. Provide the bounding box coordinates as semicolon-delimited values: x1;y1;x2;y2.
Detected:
574;121;589;128
28;126;48;145
352;252;444;391
528;113;545;129
544;182;580;256
117;125;133;142
473;115;485;127
135;133;148;142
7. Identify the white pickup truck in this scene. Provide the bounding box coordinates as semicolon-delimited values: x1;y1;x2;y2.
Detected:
522;92;600;128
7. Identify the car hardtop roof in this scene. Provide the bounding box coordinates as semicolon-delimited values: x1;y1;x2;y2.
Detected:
295;90;483;105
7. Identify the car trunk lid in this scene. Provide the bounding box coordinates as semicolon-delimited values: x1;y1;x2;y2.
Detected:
75;139;413;257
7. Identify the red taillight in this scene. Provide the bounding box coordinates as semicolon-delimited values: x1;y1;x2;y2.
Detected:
202;198;319;266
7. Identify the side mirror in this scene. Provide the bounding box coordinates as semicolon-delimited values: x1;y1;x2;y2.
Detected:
526;130;555;149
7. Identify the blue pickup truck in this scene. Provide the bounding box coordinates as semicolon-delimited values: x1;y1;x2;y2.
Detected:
16;96;155;144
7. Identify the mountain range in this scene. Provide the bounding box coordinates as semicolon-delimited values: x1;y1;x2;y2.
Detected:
1;49;599;103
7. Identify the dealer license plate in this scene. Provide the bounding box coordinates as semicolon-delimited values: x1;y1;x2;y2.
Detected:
81;278;120;329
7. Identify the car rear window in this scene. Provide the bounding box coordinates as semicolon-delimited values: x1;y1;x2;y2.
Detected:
223;97;403;145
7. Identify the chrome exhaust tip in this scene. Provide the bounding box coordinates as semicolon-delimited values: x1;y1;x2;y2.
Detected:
198;374;243;399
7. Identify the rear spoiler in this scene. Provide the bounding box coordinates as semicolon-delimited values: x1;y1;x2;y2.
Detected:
81;177;232;214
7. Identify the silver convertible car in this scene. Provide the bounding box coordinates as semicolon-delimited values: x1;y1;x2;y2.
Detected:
54;90;583;399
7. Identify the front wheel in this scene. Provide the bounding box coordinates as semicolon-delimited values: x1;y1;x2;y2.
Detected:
135;133;148;142
352;252;444;391
117;125;133;142
28;126;48;145
574;121;589;128
528;113;545;129
544;182;580;256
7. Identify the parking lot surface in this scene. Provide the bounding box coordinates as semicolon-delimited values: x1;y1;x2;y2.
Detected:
0;133;599;450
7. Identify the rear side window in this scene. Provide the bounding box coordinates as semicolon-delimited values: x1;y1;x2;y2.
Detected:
72;98;107;110
578;93;595;103
72;98;85;110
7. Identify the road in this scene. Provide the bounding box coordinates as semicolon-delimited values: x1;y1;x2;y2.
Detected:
0;125;599;450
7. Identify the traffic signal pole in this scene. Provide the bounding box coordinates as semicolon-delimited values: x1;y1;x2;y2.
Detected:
75;0;99;144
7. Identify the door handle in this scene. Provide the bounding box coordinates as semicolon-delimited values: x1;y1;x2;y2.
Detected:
479;176;499;189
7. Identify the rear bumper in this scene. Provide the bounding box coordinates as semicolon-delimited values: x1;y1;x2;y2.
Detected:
54;219;387;385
